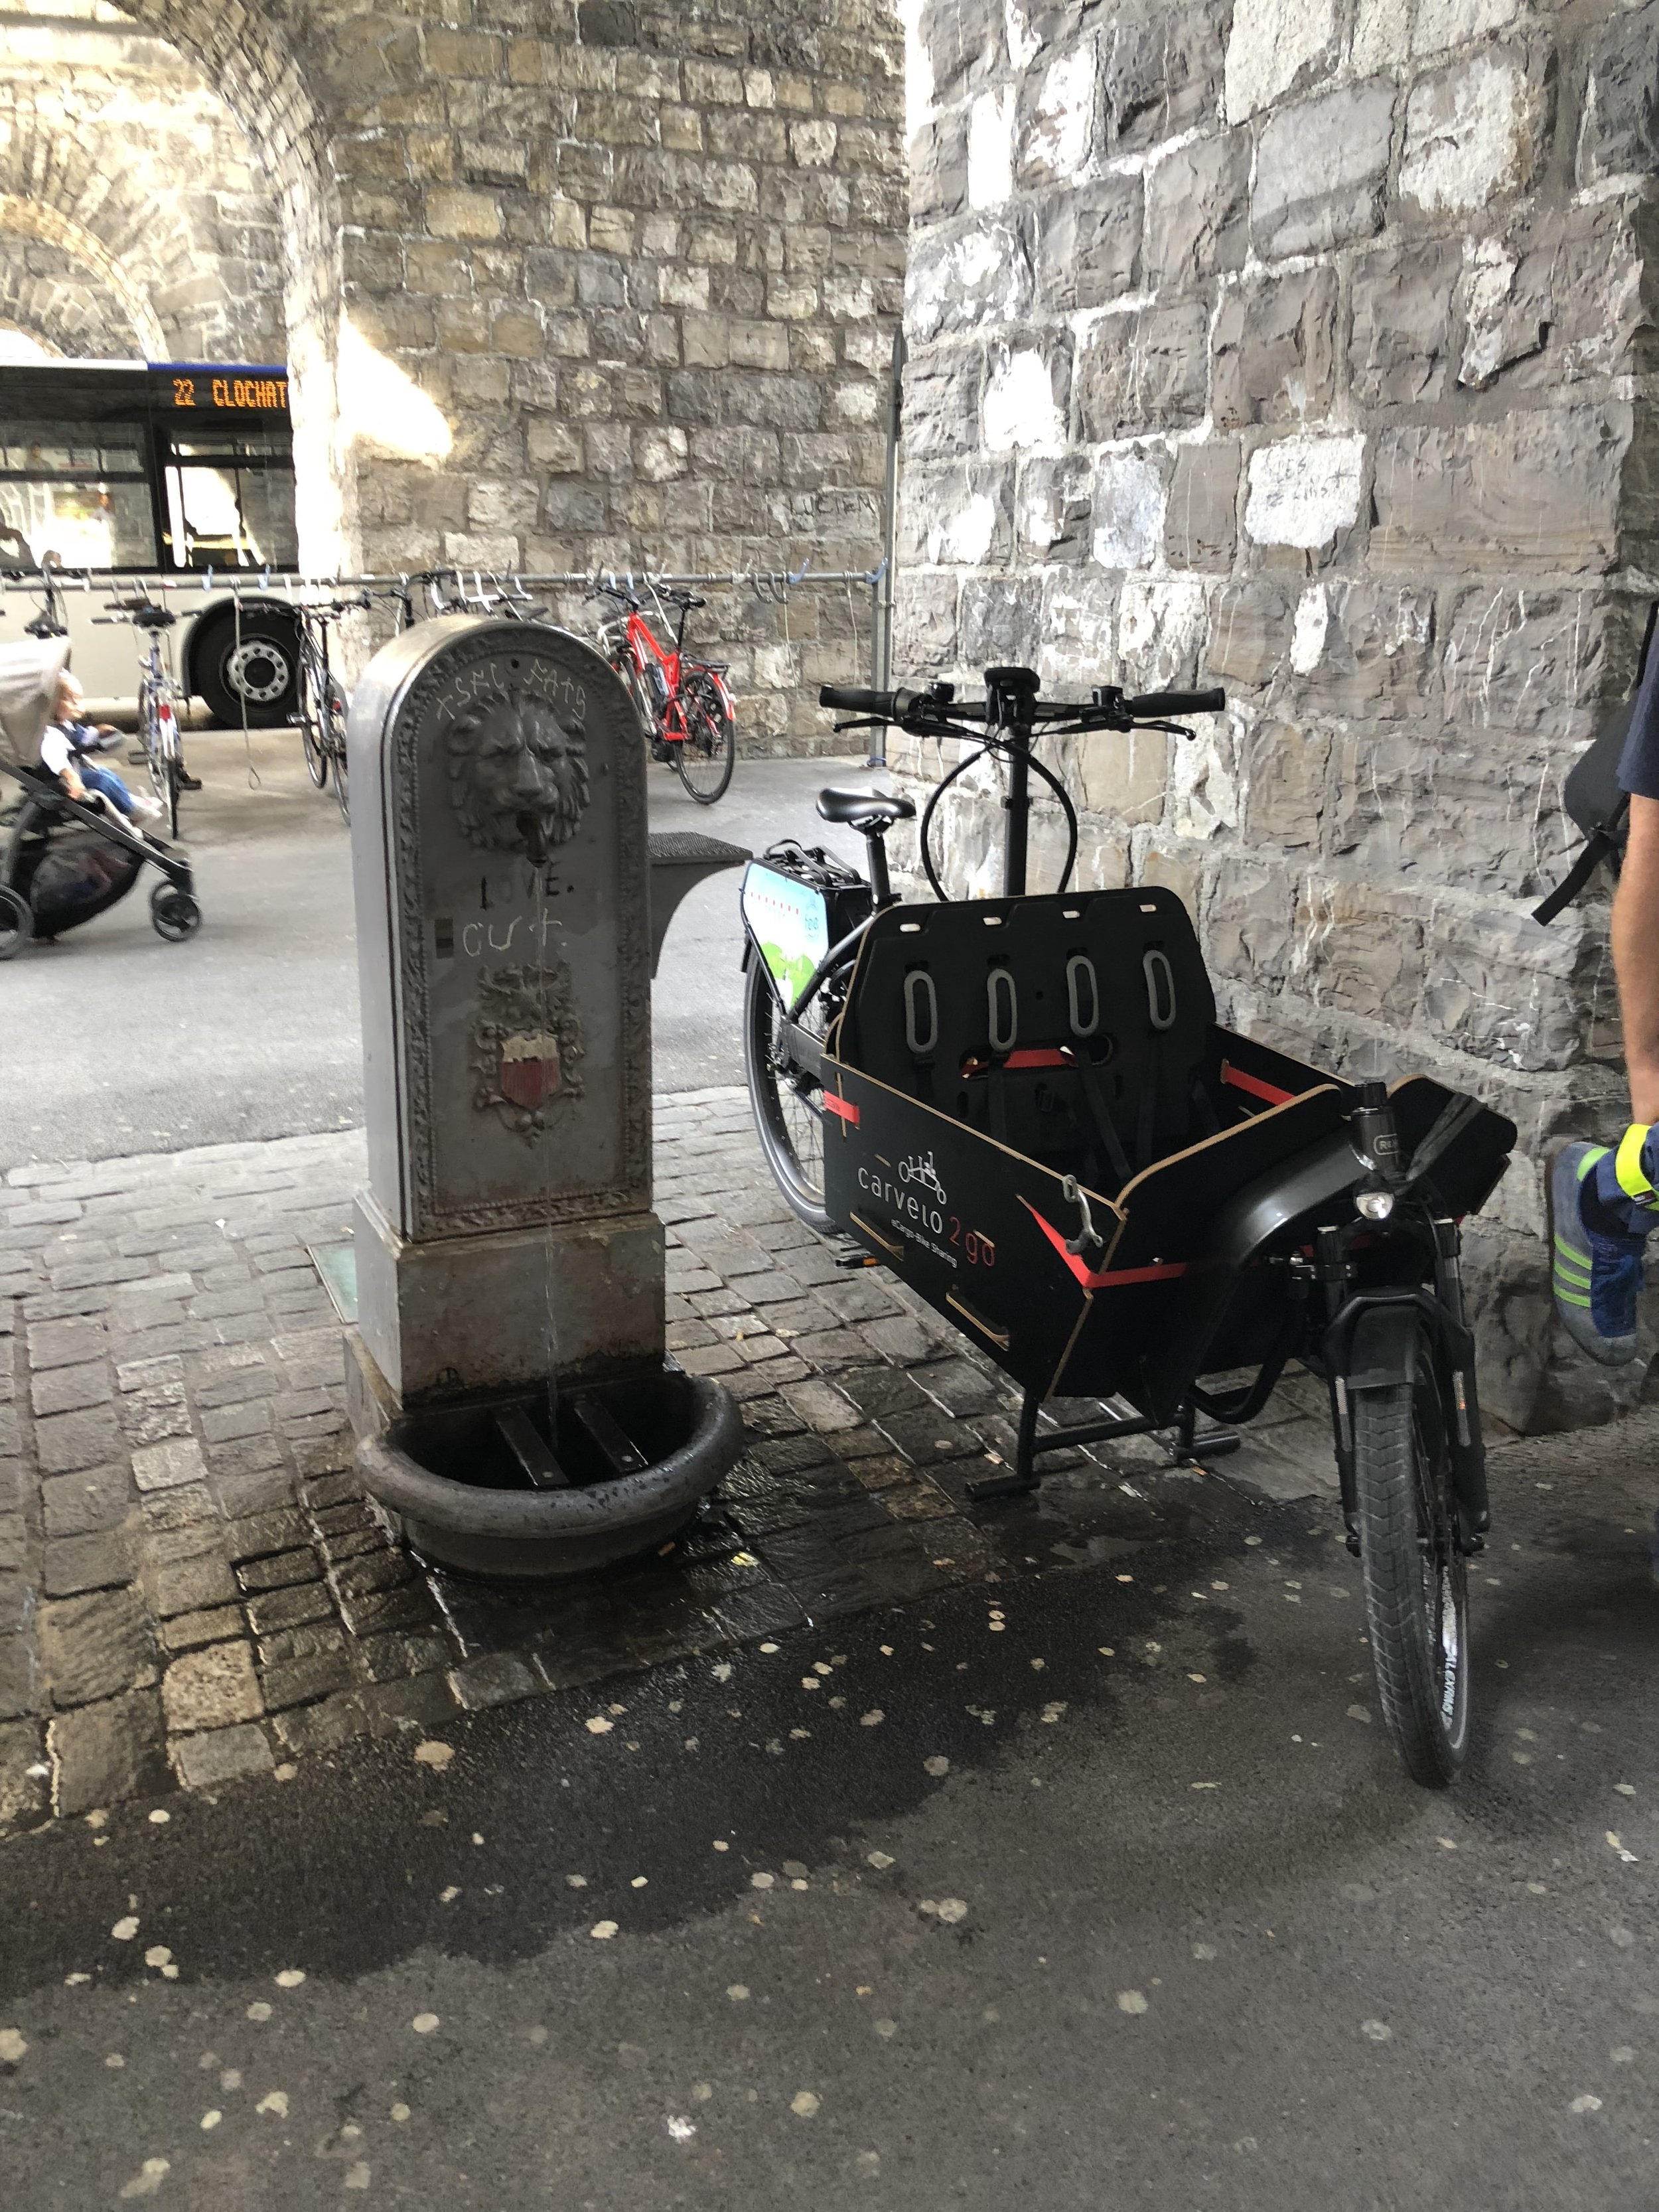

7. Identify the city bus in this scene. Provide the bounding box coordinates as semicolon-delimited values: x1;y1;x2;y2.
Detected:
0;358;304;724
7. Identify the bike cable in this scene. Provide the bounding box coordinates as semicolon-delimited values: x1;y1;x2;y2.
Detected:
916;721;1079;903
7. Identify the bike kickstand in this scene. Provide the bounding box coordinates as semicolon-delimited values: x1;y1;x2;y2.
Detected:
1170;1398;1241;1467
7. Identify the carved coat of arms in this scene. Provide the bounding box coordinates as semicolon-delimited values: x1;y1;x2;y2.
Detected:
470;963;585;1137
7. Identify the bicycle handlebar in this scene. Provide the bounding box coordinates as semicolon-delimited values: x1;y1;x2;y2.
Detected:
818;680;1227;727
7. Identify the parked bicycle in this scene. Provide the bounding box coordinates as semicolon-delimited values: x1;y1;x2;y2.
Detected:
739;664;1516;1789
95;597;185;837
590;581;736;804
296;593;368;821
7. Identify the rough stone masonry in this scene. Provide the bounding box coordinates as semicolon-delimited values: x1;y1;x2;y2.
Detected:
892;0;1659;1430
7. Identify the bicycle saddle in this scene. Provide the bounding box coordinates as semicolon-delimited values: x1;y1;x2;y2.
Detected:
115;599;175;629
817;786;917;832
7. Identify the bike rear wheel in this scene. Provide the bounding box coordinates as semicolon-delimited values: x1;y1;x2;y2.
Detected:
743;956;833;1234
141;682;180;839
1352;1327;1471;1787
675;670;735;804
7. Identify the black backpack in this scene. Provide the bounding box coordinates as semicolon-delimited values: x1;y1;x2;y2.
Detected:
1534;603;1658;924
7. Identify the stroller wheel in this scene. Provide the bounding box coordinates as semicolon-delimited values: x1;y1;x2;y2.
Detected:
150;883;202;942
0;884;31;961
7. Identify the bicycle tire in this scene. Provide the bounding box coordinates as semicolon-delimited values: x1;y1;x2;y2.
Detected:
743;956;833;1234
1352;1331;1471;1787
328;680;350;822
163;755;180;841
675;670;735;804
299;659;328;788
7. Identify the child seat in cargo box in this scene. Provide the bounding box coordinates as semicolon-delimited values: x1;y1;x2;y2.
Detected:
833;886;1227;1194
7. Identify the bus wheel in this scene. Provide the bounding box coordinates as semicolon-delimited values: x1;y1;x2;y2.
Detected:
190;606;301;729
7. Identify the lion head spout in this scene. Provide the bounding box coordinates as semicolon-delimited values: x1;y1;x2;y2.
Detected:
445;694;590;859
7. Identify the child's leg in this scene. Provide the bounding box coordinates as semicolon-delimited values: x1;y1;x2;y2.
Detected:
78;765;136;818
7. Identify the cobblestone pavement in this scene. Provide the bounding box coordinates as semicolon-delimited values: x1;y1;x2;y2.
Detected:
0;1090;1335;1834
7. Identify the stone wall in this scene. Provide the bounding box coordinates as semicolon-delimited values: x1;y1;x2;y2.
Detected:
893;0;1659;1430
14;0;904;754
0;5;285;362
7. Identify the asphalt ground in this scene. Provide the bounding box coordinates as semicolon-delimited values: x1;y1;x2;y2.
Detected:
0;731;869;1170
3;1414;1657;2209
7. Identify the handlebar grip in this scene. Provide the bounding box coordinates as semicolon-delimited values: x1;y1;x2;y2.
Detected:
1122;686;1226;717
819;684;895;715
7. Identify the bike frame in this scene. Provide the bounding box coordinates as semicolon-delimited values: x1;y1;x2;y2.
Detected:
618;601;734;739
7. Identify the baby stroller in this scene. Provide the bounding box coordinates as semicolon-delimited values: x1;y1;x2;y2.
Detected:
0;636;200;961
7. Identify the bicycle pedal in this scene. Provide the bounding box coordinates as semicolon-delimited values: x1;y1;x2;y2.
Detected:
831;1238;878;1269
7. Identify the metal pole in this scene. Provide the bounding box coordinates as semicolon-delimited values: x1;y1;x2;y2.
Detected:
865;326;905;772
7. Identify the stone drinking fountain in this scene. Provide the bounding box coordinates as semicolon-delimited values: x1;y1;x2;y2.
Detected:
340;615;746;1577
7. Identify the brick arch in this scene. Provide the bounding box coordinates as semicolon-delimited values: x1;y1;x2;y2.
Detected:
96;0;348;563
0;194;167;358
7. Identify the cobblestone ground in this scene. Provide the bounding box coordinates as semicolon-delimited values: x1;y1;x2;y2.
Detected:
0;1089;1334;1834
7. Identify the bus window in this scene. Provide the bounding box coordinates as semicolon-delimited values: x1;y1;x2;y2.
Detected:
161;431;297;569
0;425;158;569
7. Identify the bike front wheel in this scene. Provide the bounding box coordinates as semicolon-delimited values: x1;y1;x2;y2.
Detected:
299;664;328;788
1353;1327;1471;1787
675;670;735;804
743;955;832;1234
327;680;350;822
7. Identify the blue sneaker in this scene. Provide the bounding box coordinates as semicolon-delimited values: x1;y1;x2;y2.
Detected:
1548;1142;1646;1365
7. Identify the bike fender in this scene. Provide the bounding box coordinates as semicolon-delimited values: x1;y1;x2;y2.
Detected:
1343;1301;1423;1392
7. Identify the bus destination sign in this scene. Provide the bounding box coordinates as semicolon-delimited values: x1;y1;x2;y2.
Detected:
165;372;289;411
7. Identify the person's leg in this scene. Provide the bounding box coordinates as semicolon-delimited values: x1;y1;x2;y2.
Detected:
1552;794;1659;1361
78;765;136;818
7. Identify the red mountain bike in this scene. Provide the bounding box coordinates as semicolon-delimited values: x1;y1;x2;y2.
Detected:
589;581;737;804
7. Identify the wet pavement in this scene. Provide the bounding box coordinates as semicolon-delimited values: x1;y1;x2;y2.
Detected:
2;1412;1656;2208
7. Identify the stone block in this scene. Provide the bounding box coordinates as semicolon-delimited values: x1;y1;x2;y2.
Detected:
904;459;1014;569
1017;455;1092;563
1244;721;1331;847
27;1317;105;1370
959;575;1043;670
0;1718;49;1828
1017;38;1098;186
35;1406;123;1477
259;1649;356;1712
1243;433;1366;553
1212;267;1338;430
131;1436;208;1493
1076;301;1210;440
906;220;1031;342
1202;855;1298;990
1579;0;1659;186
48;1688;168;1816
41;1465;129;1539
173;1722;275;1789
159;1605;245;1653
1251;81;1393;258
1224;0;1338;121
904;357;981;463
1091;449;1169;571
1106;0;1228;149
0;1633;36;1721
42;1530;134;1598
1034;178;1142;310
244;1580;336;1639
30;1362;111;1418
1400;49;1549;219
1038;570;1119;694
1349;237;1460;407
236;1548;320;1595
1371;411;1627;575
38;1588;155;1710
1438;588;1615;741
1207;582;1293;688
1144;131;1249;291
1291;872;1427;1023
449;1652;540;1709
1165;441;1238;571
162;1641;262;1733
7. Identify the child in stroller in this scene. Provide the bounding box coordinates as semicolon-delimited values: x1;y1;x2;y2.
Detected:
40;671;163;828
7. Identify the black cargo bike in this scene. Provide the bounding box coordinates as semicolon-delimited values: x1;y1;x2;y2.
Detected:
739;665;1516;1787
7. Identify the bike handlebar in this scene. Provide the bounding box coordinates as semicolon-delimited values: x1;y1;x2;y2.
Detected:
818;680;1227;726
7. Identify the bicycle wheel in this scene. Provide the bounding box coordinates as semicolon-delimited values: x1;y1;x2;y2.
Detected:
328;680;350;822
674;670;735;804
299;660;327;788
743;955;833;1234
1352;1323;1471;1787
